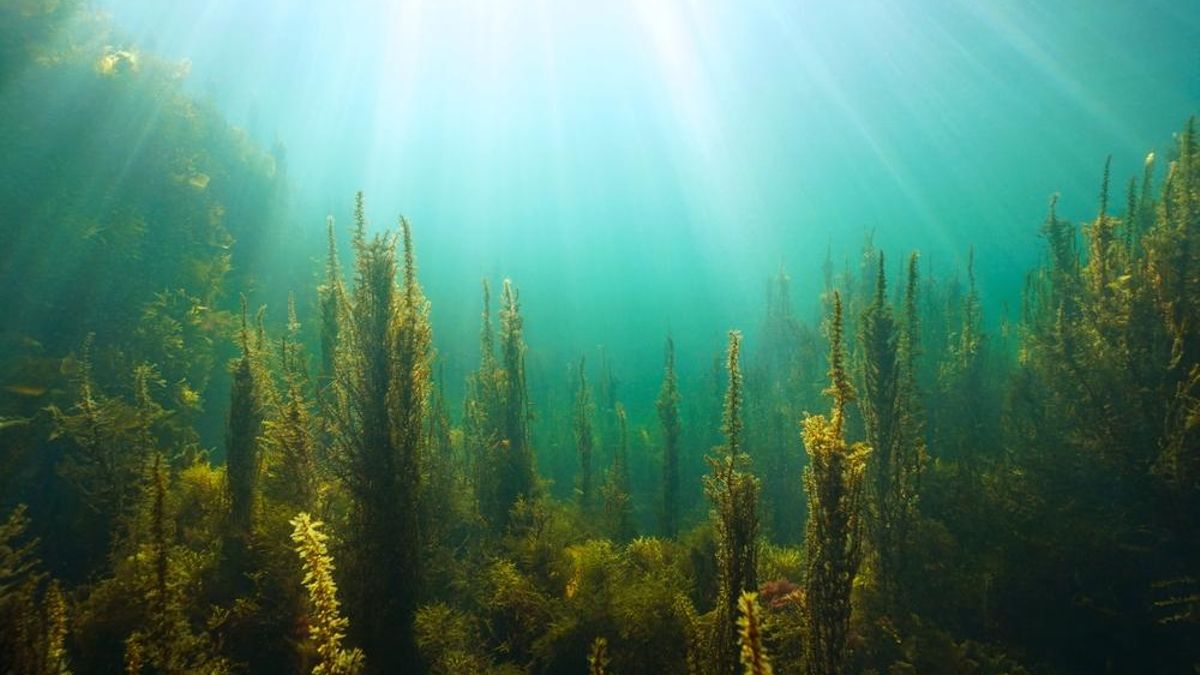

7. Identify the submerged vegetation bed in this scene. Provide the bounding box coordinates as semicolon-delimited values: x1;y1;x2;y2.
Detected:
3;3;1200;675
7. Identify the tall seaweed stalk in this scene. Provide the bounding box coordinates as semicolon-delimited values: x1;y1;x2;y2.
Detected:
290;513;365;675
327;194;431;671
602;403;635;542
574;356;596;515
225;296;264;553
803;292;869;675
658;334;683;538
707;330;760;675
496;279;537;525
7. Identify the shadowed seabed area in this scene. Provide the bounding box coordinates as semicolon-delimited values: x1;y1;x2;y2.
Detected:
1;1;1199;673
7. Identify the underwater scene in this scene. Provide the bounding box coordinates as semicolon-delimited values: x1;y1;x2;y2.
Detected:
2;1;1200;673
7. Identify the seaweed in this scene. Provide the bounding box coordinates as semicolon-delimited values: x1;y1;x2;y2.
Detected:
658;335;683;538
121;454;230;674
4;20;1200;670
290;513;365;675
705;330;761;675
859;252;925;611
325;195;431;671
574;357;597;516
601;403;635;543
496;280;537;527
802;292;869;675
587;637;609;675
0;504;72;674
736;591;772;675
224;297;264;556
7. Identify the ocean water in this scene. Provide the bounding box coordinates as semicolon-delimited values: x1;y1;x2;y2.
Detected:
1;1;1199;673
85;0;1200;381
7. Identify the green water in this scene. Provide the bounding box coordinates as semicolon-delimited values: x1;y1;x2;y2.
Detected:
1;1;1199;673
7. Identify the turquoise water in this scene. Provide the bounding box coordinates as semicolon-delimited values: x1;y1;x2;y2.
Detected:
91;0;1200;380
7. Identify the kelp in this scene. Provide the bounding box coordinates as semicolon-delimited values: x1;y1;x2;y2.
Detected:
120;454;230;674
574;357;597;516
601;404;635;543
859;253;925;610
802;292;869;675
705;331;761;675
290;513;364;675
658;335;683;538
224;297;265;556
324;195;431;672
746;266;816;545
0;504;71;675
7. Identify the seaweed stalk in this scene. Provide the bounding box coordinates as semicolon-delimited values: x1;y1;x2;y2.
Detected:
658;334;682;538
802;292;870;675
737;591;773;675
290;513;365;675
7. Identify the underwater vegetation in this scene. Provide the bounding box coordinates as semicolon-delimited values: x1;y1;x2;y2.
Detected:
4;4;1200;675
289;513;364;675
